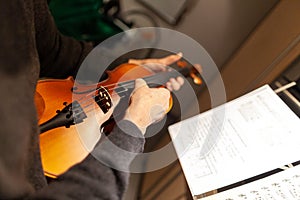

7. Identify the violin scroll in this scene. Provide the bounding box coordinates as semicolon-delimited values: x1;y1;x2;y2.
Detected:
176;60;203;85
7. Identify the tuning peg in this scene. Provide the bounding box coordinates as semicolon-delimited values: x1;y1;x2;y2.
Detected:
176;60;203;85
190;70;202;85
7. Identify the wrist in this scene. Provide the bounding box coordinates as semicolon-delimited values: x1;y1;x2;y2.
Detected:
123;109;149;134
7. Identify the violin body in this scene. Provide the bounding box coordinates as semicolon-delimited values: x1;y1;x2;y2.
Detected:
36;61;201;178
36;64;155;178
36;77;87;178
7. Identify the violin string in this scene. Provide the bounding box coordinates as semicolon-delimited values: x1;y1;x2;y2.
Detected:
73;71;173;118
82;94;126;109
75;80;132;103
69;69;178;119
76;87;129;106
78;70;170;97
77;76;160;107
72;95;127;119
76;72;168;105
93;69;173;89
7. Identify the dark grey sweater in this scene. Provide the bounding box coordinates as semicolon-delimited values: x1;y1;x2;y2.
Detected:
0;0;144;199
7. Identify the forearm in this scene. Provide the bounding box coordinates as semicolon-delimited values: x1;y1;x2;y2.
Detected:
32;120;144;200
34;0;93;78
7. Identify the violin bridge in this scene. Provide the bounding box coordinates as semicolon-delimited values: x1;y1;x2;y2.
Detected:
94;86;112;114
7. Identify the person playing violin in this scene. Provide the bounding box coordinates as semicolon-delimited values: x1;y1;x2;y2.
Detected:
0;0;184;199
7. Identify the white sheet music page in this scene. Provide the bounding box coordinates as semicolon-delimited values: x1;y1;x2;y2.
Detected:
168;85;300;197
201;164;300;199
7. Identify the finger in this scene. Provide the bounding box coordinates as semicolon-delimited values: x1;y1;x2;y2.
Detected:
166;82;173;91
129;58;167;65
143;63;166;72
150;106;166;122
170;78;181;91
176;76;185;86
160;52;183;66
157;87;171;99
149;96;170;122
128;52;183;66
143;52;183;72
194;64;203;74
128;58;164;65
134;78;148;91
128;59;144;65
166;76;184;91
145;88;170;123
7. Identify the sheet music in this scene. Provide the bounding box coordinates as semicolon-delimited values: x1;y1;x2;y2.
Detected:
201;165;300;200
168;85;300;197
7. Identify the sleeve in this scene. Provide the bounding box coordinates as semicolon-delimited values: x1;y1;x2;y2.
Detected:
34;0;93;78
33;120;145;200
0;1;143;199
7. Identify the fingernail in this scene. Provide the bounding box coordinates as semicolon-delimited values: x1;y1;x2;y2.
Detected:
177;52;183;57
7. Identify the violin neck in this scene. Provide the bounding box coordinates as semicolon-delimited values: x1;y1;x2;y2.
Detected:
144;67;190;86
117;67;190;90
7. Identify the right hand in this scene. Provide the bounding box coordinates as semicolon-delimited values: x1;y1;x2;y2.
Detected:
124;79;170;134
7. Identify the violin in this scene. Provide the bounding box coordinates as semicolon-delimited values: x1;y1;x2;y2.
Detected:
35;61;201;178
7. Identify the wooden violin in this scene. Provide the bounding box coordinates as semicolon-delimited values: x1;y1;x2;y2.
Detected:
35;61;202;178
